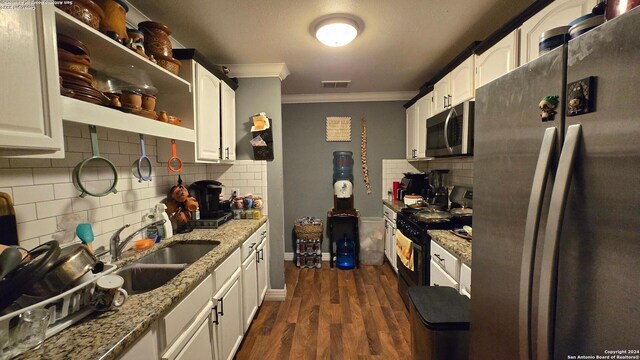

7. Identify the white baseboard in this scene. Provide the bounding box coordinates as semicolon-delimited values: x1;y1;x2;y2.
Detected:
264;285;287;301
284;252;330;261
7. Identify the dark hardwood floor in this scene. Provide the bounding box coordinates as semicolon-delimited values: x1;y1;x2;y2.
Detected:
236;261;411;360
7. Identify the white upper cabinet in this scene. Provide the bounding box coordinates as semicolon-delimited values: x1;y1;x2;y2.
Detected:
0;5;64;157
475;30;519;89
432;77;450;115
195;63;222;162
432;56;475;115
519;0;597;65
449;56;475;106
415;93;431;159
405;103;417;160
220;81;236;162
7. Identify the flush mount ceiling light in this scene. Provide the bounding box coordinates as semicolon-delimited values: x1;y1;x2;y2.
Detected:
313;15;361;47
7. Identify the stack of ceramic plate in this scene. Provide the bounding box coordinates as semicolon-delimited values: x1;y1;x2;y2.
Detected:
57;34;109;105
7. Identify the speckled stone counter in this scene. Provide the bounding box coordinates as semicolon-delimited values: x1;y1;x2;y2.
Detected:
17;217;267;360
428;230;472;266
382;199;405;213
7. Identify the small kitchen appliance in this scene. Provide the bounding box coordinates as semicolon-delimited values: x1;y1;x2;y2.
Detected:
399;172;429;200
427;170;449;210
187;180;232;228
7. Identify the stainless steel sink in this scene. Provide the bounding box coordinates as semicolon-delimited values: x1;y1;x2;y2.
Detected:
136;242;220;265
116;264;186;295
115;242;220;294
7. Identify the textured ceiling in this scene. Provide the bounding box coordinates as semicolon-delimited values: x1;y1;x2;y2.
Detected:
129;0;534;95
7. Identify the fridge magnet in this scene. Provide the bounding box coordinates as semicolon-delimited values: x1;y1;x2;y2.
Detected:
567;76;595;116
326;117;351;141
539;95;559;122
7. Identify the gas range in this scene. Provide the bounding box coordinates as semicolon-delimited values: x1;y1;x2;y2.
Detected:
396;212;454;245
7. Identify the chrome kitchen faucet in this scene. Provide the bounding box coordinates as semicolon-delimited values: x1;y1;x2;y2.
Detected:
109;220;166;261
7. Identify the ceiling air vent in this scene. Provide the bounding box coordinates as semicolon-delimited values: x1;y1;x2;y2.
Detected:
322;80;351;89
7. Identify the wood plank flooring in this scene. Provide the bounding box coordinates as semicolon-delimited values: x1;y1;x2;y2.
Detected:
236;261;411;360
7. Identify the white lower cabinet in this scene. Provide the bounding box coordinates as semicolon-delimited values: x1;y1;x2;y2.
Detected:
430;260;458;289
162;301;214;360
460;263;472;298
256;223;269;304
213;268;243;360
120;328;159;360
242;251;258;332
383;205;398;273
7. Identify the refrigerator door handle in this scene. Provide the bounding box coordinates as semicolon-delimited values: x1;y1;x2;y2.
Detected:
444;107;456;153
537;124;582;360
518;127;557;360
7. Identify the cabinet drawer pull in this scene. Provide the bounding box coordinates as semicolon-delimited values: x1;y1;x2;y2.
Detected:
225;147;230;159
218;298;224;316
212;305;219;325
434;254;445;264
448;95;452;107
260;248;264;261
249;242;256;249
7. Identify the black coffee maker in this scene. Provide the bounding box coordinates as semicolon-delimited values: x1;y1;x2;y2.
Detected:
188;180;225;219
399;172;429;200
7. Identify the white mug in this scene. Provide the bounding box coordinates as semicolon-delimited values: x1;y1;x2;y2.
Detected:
90;275;128;311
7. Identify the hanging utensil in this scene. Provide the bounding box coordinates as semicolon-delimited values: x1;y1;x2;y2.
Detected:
131;134;153;182
72;125;118;198
168;139;183;173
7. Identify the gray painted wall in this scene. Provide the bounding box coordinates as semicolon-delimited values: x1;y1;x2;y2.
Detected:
282;101;406;253
235;77;285;289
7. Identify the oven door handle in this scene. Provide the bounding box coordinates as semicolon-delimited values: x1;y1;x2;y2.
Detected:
444;107;456;154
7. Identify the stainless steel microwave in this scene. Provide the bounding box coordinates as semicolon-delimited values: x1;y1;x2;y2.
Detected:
426;101;474;157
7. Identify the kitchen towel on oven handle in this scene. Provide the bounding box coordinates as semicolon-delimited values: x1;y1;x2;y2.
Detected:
395;229;414;271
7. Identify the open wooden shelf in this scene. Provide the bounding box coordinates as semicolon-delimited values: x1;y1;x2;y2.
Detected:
54;8;191;93
61;96;195;142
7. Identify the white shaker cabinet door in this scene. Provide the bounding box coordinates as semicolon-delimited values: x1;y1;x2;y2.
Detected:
0;5;63;155
432;76;450;115
519;0;597;65
220;81;236;161
415;93;431;159
195;63;221;161
213;269;243;360
256;226;269;305
405;104;417;159
242;252;258;332
475;31;519;89
173;319;214;360
449;56;475;106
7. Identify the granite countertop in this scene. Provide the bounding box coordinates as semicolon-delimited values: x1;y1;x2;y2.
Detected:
17;217;267;360
382;199;405;213
428;230;472;266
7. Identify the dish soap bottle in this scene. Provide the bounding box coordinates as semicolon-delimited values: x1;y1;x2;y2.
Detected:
142;209;160;243
155;203;173;240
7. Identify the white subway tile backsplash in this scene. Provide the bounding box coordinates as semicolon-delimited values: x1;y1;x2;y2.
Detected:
0;127;268;246
37;199;73;218
13;184;54;204
14;204;37;223
9;158;52;168
34;168;70;185
0;169;34;187
17;217;57;240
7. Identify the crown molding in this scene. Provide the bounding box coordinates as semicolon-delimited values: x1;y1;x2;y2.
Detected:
224;63;290;81
281;91;415;104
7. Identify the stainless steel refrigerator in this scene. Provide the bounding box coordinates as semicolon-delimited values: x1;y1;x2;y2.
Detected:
470;8;640;360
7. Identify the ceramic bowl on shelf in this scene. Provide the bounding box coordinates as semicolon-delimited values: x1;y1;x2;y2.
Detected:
120;90;142;110
138;21;173;57
141;94;156;112
59;69;93;86
154;54;181;75
58;49;92;74
57;34;90;57
96;0;129;43
56;0;105;30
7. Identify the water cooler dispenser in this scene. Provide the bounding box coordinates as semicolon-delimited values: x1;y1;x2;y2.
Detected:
328;151;359;268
